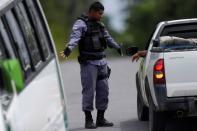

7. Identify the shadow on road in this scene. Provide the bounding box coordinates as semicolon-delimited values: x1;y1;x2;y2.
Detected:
120;119;148;131
120;117;197;131
69;128;87;131
166;117;197;131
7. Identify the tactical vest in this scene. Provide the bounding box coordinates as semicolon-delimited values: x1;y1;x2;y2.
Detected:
78;15;107;63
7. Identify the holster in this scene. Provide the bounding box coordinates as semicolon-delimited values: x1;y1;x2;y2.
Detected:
97;66;111;81
107;66;111;78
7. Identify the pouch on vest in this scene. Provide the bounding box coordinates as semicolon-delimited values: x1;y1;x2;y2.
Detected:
92;36;102;50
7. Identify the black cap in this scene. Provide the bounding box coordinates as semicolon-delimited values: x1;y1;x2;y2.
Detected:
89;1;104;12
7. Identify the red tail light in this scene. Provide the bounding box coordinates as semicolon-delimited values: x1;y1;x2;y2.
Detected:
153;59;166;85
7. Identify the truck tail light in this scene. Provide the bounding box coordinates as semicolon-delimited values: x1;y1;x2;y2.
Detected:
153;59;166;85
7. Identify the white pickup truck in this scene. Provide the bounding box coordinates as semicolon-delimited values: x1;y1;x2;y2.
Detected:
130;19;197;131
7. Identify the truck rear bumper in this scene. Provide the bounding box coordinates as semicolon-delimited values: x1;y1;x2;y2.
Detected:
154;85;197;116
160;97;197;112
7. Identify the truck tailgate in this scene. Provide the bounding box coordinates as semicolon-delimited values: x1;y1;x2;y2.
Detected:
164;51;197;97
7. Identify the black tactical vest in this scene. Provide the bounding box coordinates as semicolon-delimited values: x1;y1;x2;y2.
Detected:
78;15;107;62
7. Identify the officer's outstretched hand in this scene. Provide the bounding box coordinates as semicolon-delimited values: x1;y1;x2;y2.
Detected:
60;47;71;58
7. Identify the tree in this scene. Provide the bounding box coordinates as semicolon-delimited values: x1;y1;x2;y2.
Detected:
125;0;197;49
39;0;98;60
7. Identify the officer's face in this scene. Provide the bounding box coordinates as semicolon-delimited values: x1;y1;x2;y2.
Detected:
89;10;103;21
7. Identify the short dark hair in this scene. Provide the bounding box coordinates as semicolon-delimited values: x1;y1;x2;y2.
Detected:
89;1;104;12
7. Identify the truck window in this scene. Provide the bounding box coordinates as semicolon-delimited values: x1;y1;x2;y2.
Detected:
4;10;32;78
161;23;197;39
23;0;51;61
14;3;42;70
159;36;197;51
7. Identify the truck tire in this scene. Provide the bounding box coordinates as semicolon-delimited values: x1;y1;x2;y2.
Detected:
149;103;166;131
137;93;149;121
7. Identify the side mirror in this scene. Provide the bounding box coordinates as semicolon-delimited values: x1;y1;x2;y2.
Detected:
0;59;24;93
153;39;159;47
126;46;139;56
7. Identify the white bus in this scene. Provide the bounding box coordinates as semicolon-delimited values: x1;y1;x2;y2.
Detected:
0;0;68;131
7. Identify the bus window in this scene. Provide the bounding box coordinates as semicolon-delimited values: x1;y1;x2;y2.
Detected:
0;0;68;130
4;10;31;78
0;36;5;94
0;35;6;95
0;34;14;111
14;3;42;70
0;20;15;59
0;35;7;60
24;0;51;61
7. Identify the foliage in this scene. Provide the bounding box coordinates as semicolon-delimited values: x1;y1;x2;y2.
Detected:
39;0;197;58
39;0;96;60
126;0;197;49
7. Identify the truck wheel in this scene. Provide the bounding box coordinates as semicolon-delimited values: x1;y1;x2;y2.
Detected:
149;104;166;131
137;93;149;121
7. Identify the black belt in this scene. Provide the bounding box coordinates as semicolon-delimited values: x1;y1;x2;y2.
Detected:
78;54;106;63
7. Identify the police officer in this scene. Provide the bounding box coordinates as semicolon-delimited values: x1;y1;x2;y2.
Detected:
60;1;122;129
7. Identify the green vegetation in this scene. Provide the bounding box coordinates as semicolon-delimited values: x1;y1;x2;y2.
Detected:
39;0;197;60
126;0;197;49
40;0;96;60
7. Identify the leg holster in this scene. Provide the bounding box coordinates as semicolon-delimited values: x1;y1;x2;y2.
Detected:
97;66;111;81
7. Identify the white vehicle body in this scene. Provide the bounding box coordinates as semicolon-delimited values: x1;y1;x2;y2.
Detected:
0;0;68;131
136;19;197;131
0;104;6;131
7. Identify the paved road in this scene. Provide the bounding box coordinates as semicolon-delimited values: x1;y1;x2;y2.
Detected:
60;58;197;131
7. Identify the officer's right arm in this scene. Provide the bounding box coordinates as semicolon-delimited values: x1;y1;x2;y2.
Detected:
60;20;86;58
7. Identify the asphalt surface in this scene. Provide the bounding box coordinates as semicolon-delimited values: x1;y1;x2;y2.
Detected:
60;57;197;131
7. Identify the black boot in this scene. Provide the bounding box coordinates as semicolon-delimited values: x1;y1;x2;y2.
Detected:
84;111;97;129
96;110;113;127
